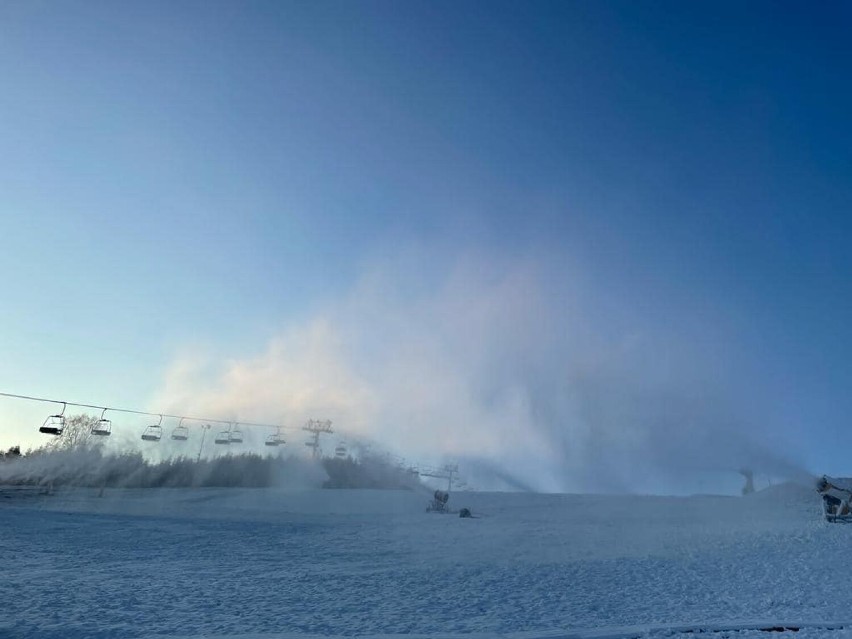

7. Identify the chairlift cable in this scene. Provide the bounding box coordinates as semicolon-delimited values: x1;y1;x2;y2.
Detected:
0;389;301;432
0;390;443;479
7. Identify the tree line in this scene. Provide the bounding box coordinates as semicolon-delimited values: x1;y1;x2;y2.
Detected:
0;414;420;490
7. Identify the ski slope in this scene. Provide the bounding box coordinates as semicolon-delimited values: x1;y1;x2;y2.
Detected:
2;482;849;638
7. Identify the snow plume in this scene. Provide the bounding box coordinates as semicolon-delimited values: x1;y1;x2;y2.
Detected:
0;445;327;491
0;414;323;489
152;252;810;495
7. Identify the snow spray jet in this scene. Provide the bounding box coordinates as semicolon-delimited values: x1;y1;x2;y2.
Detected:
453;456;538;493
0;445;333;490
148;252;813;495
531;370;814;495
0;414;330;491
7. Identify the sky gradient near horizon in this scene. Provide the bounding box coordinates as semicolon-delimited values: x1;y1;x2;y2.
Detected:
2;1;852;491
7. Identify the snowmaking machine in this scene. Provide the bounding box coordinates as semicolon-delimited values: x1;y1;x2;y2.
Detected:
427;489;450;513
816;476;852;522
426;490;473;517
421;464;473;517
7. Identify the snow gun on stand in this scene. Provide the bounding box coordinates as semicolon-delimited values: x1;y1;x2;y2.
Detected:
427;490;451;513
816;476;852;522
425;490;474;518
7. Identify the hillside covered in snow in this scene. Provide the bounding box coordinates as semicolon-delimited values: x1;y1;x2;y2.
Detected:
2;480;847;639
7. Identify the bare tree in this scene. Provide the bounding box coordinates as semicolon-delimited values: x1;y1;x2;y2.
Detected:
1;445;21;460
40;414;102;452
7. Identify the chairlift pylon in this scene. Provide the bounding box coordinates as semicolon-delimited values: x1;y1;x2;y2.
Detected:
171;417;189;441
91;408;112;436
39;402;66;436
141;414;163;442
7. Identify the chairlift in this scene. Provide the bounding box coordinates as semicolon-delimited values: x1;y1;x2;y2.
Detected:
141;415;163;442
334;444;347;458
229;423;243;444
265;427;285;447
39;402;67;435
214;423;231;445
171;417;189;441
91;408;112;436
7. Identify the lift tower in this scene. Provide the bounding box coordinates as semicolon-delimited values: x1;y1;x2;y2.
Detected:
303;419;333;460
419;463;459;492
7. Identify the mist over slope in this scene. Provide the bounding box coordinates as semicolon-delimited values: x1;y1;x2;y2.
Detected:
0;446;420;491
149;255;812;494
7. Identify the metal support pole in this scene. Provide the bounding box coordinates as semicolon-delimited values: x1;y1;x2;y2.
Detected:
197;424;210;463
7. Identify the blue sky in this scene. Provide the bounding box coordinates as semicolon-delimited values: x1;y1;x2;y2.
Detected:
2;1;851;490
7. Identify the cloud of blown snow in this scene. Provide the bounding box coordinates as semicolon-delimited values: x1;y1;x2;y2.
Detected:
151;250;809;494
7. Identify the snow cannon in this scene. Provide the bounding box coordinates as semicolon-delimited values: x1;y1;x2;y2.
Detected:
739;469;755;495
817;475;852;522
427;490;451;513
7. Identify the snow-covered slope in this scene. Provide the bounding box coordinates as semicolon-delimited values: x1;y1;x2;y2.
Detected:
1;483;846;638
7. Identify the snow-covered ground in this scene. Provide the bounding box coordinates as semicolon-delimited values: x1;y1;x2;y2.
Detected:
2;482;850;638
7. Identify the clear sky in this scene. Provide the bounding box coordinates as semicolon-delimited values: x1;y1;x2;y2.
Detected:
2;1;851;492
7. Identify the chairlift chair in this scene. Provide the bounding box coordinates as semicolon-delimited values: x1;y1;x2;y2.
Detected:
141;415;163;442
229;424;243;444
265;427;285;447
171;417;189;441
91;408;112;436
334;444;347;458
214;424;231;445
39;402;67;435
264;427;279;446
